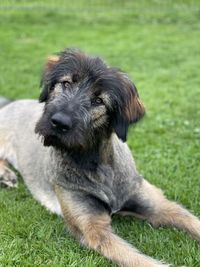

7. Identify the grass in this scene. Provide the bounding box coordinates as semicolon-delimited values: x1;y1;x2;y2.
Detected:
0;0;200;266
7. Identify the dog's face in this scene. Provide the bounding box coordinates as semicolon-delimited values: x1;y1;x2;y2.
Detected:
35;49;145;150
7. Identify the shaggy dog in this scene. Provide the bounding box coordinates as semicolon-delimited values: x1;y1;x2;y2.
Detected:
0;49;199;267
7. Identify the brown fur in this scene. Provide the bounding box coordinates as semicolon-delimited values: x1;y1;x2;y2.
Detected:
45;55;60;72
55;185;170;267
55;179;200;266
125;94;145;123
119;180;200;243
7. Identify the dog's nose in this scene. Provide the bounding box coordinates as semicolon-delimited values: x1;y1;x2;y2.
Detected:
51;113;72;131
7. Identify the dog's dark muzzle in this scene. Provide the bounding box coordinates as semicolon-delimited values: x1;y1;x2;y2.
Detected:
51;112;73;132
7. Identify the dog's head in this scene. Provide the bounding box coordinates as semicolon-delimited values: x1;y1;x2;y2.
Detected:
35;49;145;150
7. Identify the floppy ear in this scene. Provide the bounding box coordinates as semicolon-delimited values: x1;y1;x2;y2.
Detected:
39;55;60;102
113;76;145;142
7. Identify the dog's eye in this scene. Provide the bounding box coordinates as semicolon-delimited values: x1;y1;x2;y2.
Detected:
62;81;71;88
49;85;55;92
91;97;104;106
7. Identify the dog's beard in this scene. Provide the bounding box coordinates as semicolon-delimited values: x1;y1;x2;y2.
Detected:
35;115;93;151
35;113;113;171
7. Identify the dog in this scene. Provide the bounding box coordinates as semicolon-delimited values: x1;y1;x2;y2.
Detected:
0;49;199;267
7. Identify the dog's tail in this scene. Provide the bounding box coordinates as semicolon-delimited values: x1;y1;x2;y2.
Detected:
0;97;12;109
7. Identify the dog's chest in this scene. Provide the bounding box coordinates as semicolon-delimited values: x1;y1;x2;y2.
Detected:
56;161;141;215
54;137;142;214
96;163;142;213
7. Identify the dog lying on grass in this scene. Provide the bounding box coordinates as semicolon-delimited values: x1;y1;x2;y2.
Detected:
0;49;199;267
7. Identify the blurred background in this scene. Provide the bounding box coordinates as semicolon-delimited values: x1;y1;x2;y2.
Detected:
0;1;200;267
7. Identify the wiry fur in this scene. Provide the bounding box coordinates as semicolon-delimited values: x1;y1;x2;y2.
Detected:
0;49;199;267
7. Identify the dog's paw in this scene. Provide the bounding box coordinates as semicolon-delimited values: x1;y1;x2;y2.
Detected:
142;258;171;267
155;263;186;267
0;166;18;188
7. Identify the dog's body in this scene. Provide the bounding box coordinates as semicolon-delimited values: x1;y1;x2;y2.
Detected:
0;99;141;216
0;49;199;267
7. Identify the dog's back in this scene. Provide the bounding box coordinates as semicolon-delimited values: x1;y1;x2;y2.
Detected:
0;99;62;213
0;100;43;167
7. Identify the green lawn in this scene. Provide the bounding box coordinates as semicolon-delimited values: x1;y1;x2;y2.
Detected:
0;1;200;266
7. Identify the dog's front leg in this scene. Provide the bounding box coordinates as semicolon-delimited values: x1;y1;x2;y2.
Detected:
143;179;200;243
0;159;18;188
121;179;200;243
55;184;170;267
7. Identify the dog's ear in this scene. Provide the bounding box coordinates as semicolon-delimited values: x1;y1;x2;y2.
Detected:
113;75;145;142
39;55;60;102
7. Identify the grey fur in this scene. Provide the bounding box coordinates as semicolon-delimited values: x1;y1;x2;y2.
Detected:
0;100;141;215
